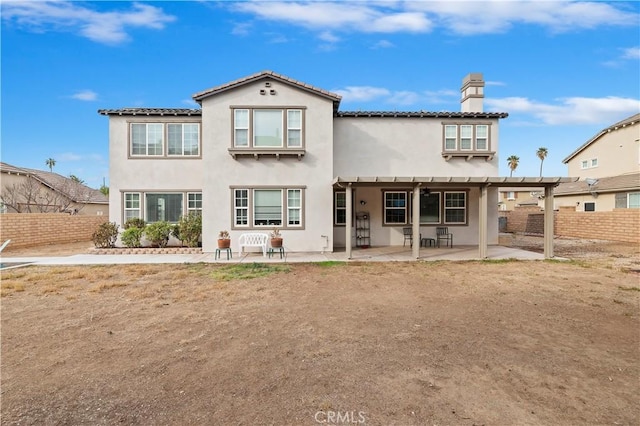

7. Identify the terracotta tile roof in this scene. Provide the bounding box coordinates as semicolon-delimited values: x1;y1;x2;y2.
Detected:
0;162;108;204
554;172;640;195
563;113;640;163
192;70;342;109
98;108;201;116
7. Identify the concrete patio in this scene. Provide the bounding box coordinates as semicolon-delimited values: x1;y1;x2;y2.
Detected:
0;245;546;269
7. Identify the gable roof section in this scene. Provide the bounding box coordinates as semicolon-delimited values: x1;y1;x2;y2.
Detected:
563;113;640;164
98;108;201;116
0;162;108;204
554;172;640;196
192;70;342;111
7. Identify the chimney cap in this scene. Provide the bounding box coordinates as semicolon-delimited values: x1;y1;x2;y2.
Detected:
463;73;484;85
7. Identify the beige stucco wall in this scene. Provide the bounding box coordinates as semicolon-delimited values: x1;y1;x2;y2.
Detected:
566;122;639;178
199;80;336;253
107;115;204;226
332;117;501;247
552;192;618;212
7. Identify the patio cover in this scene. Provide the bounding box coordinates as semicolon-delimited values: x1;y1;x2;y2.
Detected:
333;176;578;260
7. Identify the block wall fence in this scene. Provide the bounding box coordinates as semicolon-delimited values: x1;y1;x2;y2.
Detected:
499;206;640;244
0;213;109;249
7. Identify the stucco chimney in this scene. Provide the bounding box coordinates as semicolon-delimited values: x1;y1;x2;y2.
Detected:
460;73;484;112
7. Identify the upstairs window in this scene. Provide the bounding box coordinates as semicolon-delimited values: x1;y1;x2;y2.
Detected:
168;124;199;156
232;108;305;149
130;123;200;157
132;123;163;156
442;123;493;157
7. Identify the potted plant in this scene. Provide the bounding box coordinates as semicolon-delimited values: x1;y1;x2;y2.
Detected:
218;230;231;249
270;228;283;248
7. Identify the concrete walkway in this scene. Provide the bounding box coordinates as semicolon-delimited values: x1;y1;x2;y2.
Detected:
0;245;545;268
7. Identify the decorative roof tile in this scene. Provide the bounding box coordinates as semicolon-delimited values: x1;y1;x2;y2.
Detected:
98;108;201;116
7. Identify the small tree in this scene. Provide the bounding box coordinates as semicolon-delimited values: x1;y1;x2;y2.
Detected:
45;158;56;172
92;222;119;248
507;155;520;177
144;221;172;248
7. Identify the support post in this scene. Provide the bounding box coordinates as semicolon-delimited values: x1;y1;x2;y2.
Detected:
346;184;353;259
412;185;421;259
544;186;554;258
478;185;488;259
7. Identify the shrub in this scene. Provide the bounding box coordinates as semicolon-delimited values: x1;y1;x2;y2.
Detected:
124;217;146;230
92;222;119;248
176;212;202;248
144;221;172;248
121;227;144;248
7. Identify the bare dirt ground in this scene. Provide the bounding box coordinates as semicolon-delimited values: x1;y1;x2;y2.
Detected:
1;236;639;425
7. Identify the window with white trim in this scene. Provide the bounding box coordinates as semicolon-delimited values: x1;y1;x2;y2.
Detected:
131;123;163;156
233;187;304;229
383;190;468;225
444;125;457;150
444;192;466;224
460;125;473;150
591;158;598;167
442;124;492;154
124;193;141;221
476;125;488;150
384;191;407;224
187;193;202;215
628;192;640;208
581;160;588;169
131;122;200;157
234;189;249;226
287;189;302;225
168;124;200;156
233;108;304;148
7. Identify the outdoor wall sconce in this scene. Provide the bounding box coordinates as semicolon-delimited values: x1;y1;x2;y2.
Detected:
360;200;367;205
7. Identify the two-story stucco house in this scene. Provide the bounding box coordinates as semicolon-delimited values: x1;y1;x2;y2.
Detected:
554;113;640;212
99;71;570;258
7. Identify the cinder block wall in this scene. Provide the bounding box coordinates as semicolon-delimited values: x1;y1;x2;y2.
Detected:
499;207;640;243
0;213;109;249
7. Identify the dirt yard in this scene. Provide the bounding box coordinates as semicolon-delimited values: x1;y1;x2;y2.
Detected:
1;237;639;425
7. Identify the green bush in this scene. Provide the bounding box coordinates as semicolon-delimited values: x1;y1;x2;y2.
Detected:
124;217;146;230
176;212;202;248
144;221;172;248
92;222;119;248
121;227;144;248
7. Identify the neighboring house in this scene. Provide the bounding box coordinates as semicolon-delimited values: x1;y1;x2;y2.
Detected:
498;187;544;211
555;113;640;211
99;71;571;258
0;162;108;215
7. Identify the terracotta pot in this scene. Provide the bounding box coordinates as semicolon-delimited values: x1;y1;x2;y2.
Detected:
218;239;231;249
270;237;283;248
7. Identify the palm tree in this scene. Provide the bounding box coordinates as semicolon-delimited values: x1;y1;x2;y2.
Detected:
507;155;520;177
45;158;56;172
536;147;548;177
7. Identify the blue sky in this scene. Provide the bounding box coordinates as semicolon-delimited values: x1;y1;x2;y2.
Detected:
2;0;639;189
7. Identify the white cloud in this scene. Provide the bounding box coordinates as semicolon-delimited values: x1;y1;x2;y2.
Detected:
231;22;252;36
486;96;640;125
230;1;636;38
181;99;198;107
371;39;394;49
2;1;176;45
57;152;83;161
333;86;391;103
318;31;340;43
621;46;640;60
70;90;97;101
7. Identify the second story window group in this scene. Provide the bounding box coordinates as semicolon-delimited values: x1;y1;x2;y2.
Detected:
444;124;489;152
130;123;200;157
234;108;304;148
